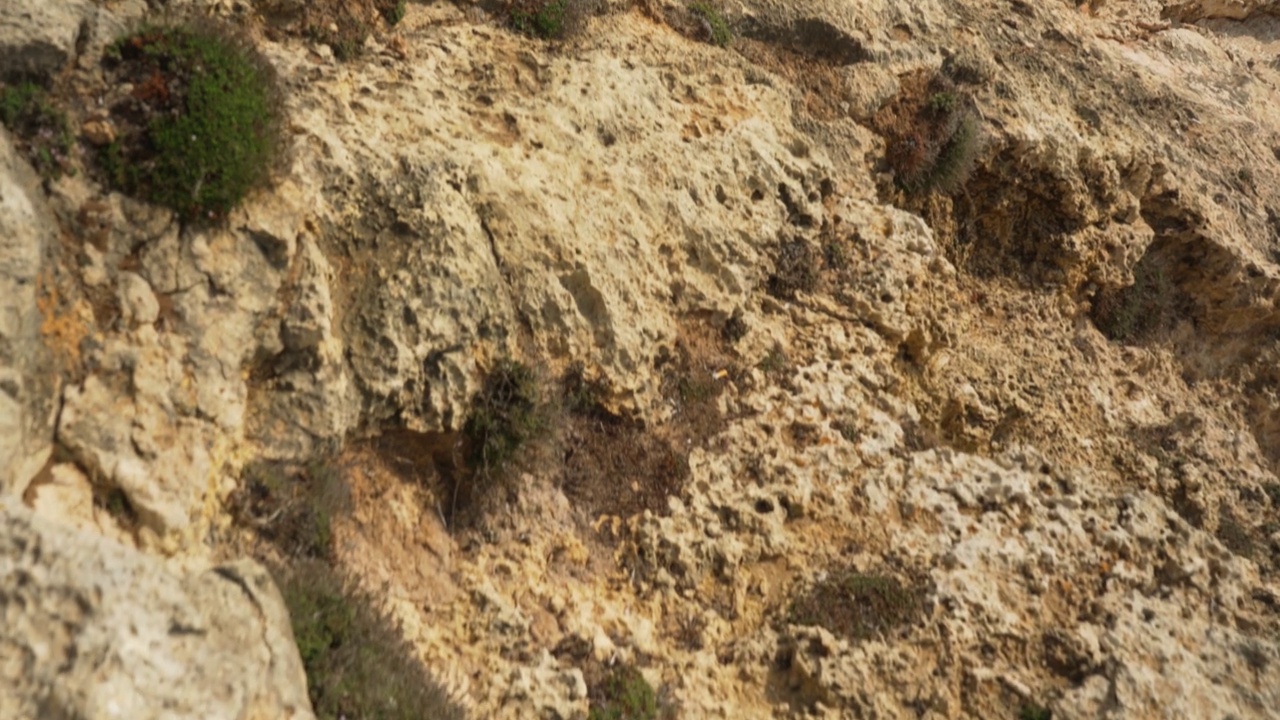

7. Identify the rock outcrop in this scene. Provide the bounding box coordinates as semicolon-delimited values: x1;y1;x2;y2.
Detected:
5;0;1280;717
0;496;313;720
0;130;58;496
0;0;90;82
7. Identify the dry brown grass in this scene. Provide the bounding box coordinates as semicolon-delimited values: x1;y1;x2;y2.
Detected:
787;567;926;642
558;323;734;536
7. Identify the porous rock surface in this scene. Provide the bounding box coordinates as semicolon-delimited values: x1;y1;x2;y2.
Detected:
5;0;1280;717
0;495;313;720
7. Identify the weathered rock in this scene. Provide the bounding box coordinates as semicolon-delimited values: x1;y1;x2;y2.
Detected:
0;129;58;496
13;0;1280;717
1162;0;1280;21
44;172;317;538
247;233;358;460
0;0;91;82
240;2;1280;717
59;358;217;538
269;7;839;428
0;495;314;720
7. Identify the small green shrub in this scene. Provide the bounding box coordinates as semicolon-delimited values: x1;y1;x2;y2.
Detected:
883;79;981;196
927;91;958;114
928;111;979;193
463;358;547;474
688;2;732;47
100;20;283;221
0;82;75;180
1019;703;1052;720
382;0;407;25
588;665;658;720
509;0;574;39
1264;482;1280;508
277;559;466;720
506;0;597;40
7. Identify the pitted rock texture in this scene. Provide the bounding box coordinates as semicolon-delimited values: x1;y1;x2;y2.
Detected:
272;9;840;428
0;496;313;720
6;0;1280;717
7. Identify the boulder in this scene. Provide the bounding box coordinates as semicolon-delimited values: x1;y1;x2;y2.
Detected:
0;496;315;720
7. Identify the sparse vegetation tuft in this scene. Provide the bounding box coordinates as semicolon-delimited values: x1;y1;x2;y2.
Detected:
230;459;351;559
587;665;659;720
789;568;924;642
506;0;591;40
688;2;732;47
878;75;982;196
767;238;820;301
233;458;465;720
757;344;790;377
100;20;284;221
96;486;139;530
0;82;75;180
1217;512;1255;559
559;363;695;528
256;0;407;59
382;0;408;25
1019;703;1052;720
1264;482;1280;508
463;358;548;475
276;559;467;720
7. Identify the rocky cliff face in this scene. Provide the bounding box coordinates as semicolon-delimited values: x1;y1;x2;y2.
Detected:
4;0;1280;717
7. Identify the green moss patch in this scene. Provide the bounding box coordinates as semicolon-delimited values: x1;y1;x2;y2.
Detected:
100;20;283;221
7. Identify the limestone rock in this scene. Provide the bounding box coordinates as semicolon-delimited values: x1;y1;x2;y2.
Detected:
0;0;91;82
0;496;314;720
247;233;358;460
0;130;58;496
118;271;160;328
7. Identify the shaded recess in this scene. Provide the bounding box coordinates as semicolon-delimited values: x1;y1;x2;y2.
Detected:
734;16;868;65
228;456;466;720
1088;237;1192;345
558;325;732;535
